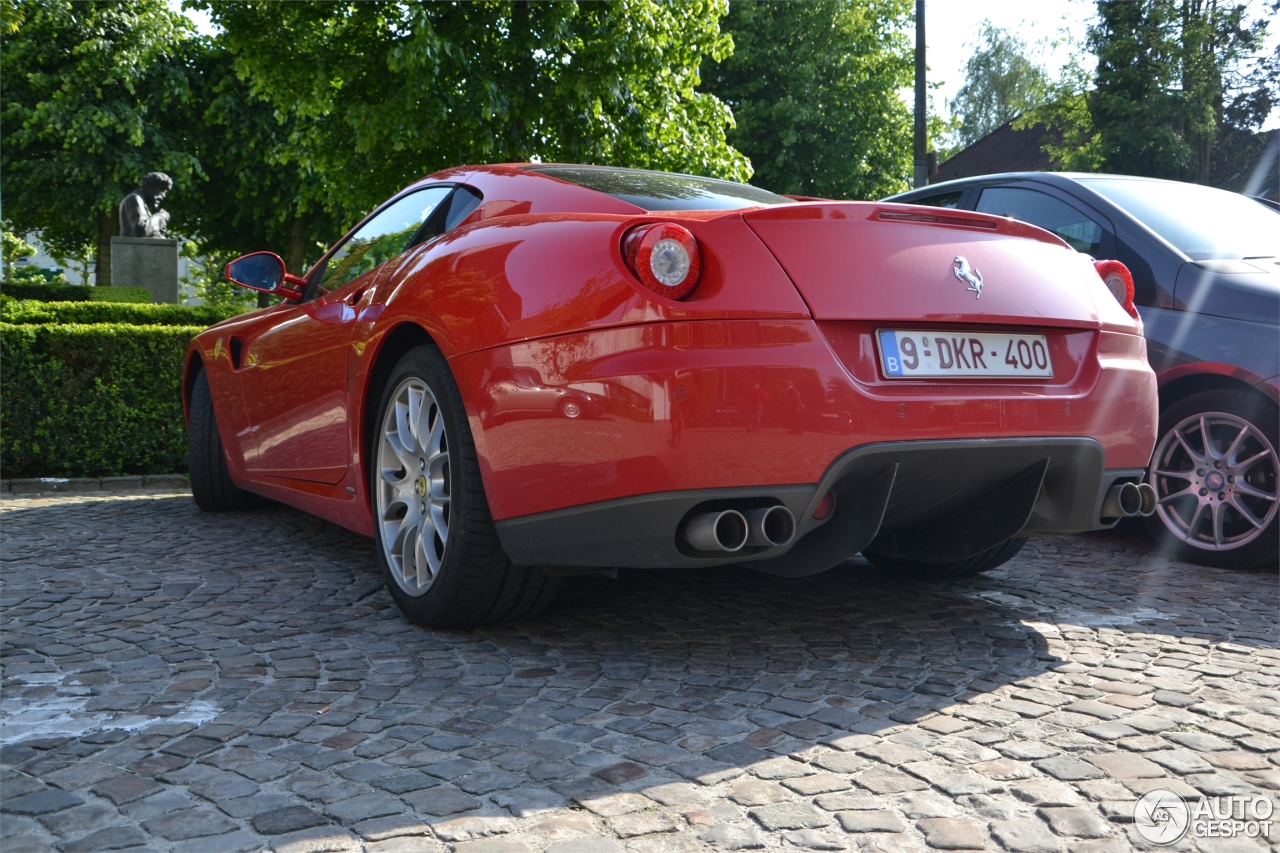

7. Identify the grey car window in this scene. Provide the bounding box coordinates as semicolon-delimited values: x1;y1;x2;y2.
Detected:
527;165;794;211
1078;177;1280;260
976;187;1104;255
318;186;453;293
905;191;963;209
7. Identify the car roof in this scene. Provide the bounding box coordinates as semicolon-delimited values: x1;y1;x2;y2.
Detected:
885;171;1204;200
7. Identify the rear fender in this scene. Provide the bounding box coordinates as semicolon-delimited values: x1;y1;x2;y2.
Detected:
1157;362;1280;407
372;211;810;359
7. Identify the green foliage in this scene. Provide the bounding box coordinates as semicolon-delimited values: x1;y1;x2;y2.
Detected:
0;283;152;303
5;266;71;287
165;44;340;274
179;241;257;312
0;0;199;259
1;322;199;477
1;300;242;327
702;0;913;200
85;288;153;304
1029;0;1276;182
1018;55;1106;172
198;0;750;219
2;230;36;268
948;22;1049;147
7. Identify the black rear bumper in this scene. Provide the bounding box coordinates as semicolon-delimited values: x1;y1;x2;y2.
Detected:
494;437;1141;575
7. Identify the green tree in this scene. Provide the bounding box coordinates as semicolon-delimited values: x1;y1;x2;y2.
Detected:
196;0;750;220
166;43;340;278
948;22;1049;147
702;0;913;200
1;0;199;286
2;230;36;281
1031;0;1276;181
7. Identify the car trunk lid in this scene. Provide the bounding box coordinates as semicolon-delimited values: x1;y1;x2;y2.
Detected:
742;203;1106;328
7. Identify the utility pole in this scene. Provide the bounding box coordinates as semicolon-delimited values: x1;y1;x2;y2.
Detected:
913;0;927;188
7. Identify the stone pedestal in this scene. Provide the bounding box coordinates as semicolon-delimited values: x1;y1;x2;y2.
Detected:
110;237;179;303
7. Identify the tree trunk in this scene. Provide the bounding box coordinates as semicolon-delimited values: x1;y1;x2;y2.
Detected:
95;212;118;287
286;215;307;275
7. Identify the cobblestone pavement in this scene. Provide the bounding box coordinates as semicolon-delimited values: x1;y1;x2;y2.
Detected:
2;492;1277;853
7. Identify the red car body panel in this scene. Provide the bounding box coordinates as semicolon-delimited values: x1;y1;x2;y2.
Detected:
451;319;1154;521
186;165;1158;551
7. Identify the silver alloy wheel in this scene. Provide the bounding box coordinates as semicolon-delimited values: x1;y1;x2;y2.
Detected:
1147;410;1279;551
377;377;450;596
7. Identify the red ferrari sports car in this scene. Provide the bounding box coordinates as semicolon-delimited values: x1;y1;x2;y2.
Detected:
187;164;1158;627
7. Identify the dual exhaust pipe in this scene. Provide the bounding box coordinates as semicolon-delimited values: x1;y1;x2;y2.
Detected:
1102;481;1157;518
685;505;796;553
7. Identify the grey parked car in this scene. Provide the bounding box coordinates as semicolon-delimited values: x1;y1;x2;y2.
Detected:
888;173;1278;569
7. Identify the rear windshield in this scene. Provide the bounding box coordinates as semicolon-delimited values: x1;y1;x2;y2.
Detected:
527;165;794;211
1078;176;1280;260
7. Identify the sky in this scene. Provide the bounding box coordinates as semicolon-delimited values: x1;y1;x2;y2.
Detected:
924;0;1095;119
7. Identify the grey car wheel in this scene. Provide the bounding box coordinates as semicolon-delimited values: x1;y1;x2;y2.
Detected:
1145;389;1278;568
376;376;450;596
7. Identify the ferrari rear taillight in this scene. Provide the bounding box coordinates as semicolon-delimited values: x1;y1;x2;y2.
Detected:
623;223;702;299
1093;259;1138;319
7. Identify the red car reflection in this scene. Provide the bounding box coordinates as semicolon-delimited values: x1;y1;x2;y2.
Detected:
479;366;599;425
185;164;1158;627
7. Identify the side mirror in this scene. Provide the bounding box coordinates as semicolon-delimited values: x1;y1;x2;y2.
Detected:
225;251;306;300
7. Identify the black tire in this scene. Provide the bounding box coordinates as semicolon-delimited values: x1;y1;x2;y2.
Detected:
371;345;560;627
1143;388;1279;570
557;396;584;419
863;537;1028;580
188;369;260;511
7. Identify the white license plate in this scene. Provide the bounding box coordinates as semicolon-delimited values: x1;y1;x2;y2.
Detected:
877;330;1053;379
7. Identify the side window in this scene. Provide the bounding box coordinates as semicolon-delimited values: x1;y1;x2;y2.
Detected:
975;187;1104;255
317;186;453;293
907;191;963;209
408;186;483;249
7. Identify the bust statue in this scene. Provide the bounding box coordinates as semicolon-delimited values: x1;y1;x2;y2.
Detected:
119;172;173;238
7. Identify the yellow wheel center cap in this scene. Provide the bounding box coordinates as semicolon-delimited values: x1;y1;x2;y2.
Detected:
415;475;428;498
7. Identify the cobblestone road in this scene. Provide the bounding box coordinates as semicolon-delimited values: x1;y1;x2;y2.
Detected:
1;492;1277;853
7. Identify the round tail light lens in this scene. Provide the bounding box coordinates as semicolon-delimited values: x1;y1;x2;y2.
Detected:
1092;259;1138;320
623;223;702;299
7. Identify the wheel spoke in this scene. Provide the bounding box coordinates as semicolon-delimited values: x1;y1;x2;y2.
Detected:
1184;501;1208;540
430;502;449;541
1228;495;1266;530
1233;448;1273;474
1199;416;1219;461
415;395;435;455
1211;501;1226;547
415;529;432;588
400;522;420;585
1223;422;1251;467
1152;468;1193;481
1174;428;1204;464
1233;479;1278;502
1157;485;1195;504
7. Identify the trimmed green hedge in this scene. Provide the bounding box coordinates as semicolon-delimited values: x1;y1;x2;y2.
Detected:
0;282;152;302
1;323;201;477
2;300;244;327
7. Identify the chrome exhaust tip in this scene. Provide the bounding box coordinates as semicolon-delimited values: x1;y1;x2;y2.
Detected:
1136;482;1157;517
1101;482;1143;518
745;506;796;547
685;510;749;552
